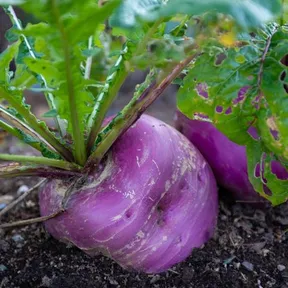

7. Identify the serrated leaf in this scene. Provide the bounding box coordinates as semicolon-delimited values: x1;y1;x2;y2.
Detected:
178;23;288;205
24;58;60;87
82;47;102;58
5;26;19;42
0;41;19;84
10;64;37;90
66;0;121;43
42;109;58;118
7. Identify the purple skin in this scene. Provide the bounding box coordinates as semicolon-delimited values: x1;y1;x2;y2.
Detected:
39;114;218;274
175;112;288;203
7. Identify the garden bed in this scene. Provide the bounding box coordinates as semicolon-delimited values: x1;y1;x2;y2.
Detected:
1;175;288;288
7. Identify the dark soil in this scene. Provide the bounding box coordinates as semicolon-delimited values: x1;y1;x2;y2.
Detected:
1;176;288;288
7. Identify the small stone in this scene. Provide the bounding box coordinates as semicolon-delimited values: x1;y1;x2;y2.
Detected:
12;234;24;243
278;264;286;272
233;262;241;269
41;275;52;287
26;200;35;208
223;256;236;265
0;240;10;252
182;267;194;281
250;242;266;254
220;215;227;221
0;264;7;272
108;278;119;286
242;261;254;272
263;249;270;256
150;275;161;284
17;185;29;196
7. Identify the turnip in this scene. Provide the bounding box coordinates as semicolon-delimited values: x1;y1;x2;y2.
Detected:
0;0;283;275
39;114;218;273
175;111;288;203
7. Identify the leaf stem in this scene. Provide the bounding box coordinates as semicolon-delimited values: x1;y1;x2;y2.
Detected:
86;53;197;168
5;5;66;137
0;209;64;229
84;36;94;80
0;88;74;161
0;163;82;179
86;20;162;154
0;116;57;156
86;43;130;154
0;153;81;171
0;104;57;152
51;0;87;166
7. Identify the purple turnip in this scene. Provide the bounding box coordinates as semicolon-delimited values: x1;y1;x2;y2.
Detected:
175;112;288;203
39;115;218;273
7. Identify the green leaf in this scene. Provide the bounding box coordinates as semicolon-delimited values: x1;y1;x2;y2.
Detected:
5;25;19;42
0;41;19;84
178;23;288;205
42;109;58;118
82;47;102;58
110;0;163;28
16;0;124;165
0;87;72;160
10;64;37;90
247;141;288;206
66;0;121;43
24;58;60;87
159;0;282;29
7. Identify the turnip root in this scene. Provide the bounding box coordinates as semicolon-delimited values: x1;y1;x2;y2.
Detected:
39;115;218;274
175;112;288;203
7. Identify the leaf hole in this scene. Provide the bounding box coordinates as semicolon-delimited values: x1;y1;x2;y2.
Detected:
225;107;232;115
254;163;260;178
196;83;208;99
252;95;261;110
233;86;249;105
271;160;288;180
193;113;210;121
280;71;286;81
248;126;259;140
216;106;223;113
270;128;279;141
263;185;272;196
260;153;268;185
280;54;288;67
215;53;227;66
